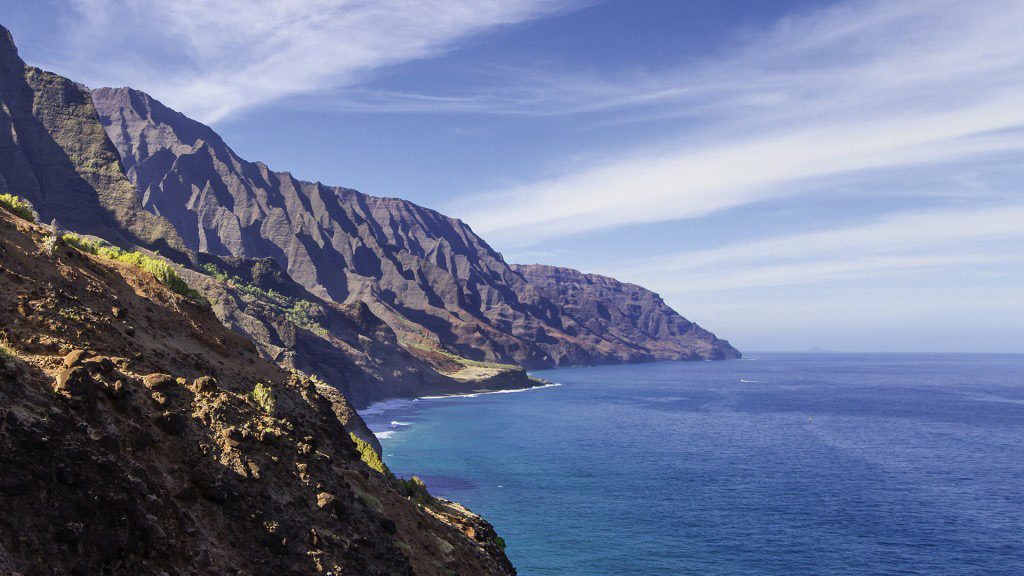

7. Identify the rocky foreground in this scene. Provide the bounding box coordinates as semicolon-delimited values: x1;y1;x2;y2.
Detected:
0;208;513;575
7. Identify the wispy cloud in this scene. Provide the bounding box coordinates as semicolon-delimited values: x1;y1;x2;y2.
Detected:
452;0;1024;243
599;205;1024;293
63;0;580;123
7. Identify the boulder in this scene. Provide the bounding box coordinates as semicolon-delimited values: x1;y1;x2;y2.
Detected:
62;349;89;368
53;366;94;398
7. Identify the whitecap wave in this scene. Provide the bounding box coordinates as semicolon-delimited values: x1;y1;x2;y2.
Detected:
422;382;563;401
740;379;759;383
390;421;412;426
489;382;563;394
374;430;396;439
361;397;419;416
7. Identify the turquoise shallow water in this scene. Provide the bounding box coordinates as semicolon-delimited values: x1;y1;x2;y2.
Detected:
362;354;1024;575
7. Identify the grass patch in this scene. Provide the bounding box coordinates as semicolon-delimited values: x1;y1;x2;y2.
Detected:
0;336;17;360
0;193;35;222
202;263;327;336
63;234;204;302
356;490;382;511
350;432;388;474
249;382;275;415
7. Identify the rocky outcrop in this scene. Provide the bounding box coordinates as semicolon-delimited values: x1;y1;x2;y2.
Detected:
0;200;514;575
512;264;740;362
92;86;739;367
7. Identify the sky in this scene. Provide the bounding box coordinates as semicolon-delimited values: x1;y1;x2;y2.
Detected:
3;0;1023;353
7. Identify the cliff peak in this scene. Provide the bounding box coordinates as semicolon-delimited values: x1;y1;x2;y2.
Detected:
0;25;24;71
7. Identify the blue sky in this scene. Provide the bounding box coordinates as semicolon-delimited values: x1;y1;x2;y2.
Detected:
4;0;1023;352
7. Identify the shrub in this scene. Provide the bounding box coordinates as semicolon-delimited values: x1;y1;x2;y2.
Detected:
249;382;275;415
0;193;35;222
350;432;388;474
395;475;435;506
63;234;204;301
0;336;16;360
202;263;327;335
202;263;230;282
41;234;59;257
493;536;507;551
357;490;382;511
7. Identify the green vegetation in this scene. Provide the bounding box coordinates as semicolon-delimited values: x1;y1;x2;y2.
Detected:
63;234;204;301
249;382;275;415
202;263;327;336
201;262;231;283
493;536;507;551
356;490;382;511
349;432;388;474
0;193;35;222
395;475;435;506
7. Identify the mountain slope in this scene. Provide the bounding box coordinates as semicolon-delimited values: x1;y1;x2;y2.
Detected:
0;205;514;575
181;253;535;409
92;87;739;367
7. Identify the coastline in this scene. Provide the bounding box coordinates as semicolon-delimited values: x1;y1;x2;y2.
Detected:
360;379;562;442
351;354;744;411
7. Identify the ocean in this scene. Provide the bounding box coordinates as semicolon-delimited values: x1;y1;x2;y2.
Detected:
361;353;1024;575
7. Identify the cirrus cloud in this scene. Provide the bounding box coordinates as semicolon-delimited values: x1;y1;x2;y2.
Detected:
452;0;1024;244
63;0;582;122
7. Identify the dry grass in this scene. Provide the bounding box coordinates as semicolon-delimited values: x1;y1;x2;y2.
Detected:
0;335;17;360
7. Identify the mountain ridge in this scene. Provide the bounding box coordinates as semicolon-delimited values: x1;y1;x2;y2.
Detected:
92;86;740;368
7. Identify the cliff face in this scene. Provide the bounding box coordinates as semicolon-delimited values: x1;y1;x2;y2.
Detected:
92;87;739;367
0;27;184;257
512;264;740;362
0;202;514;575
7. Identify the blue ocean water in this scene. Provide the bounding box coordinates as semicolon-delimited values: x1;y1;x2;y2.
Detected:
362;354;1024;575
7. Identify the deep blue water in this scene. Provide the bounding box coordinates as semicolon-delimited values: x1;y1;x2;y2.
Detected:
362;354;1024;575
